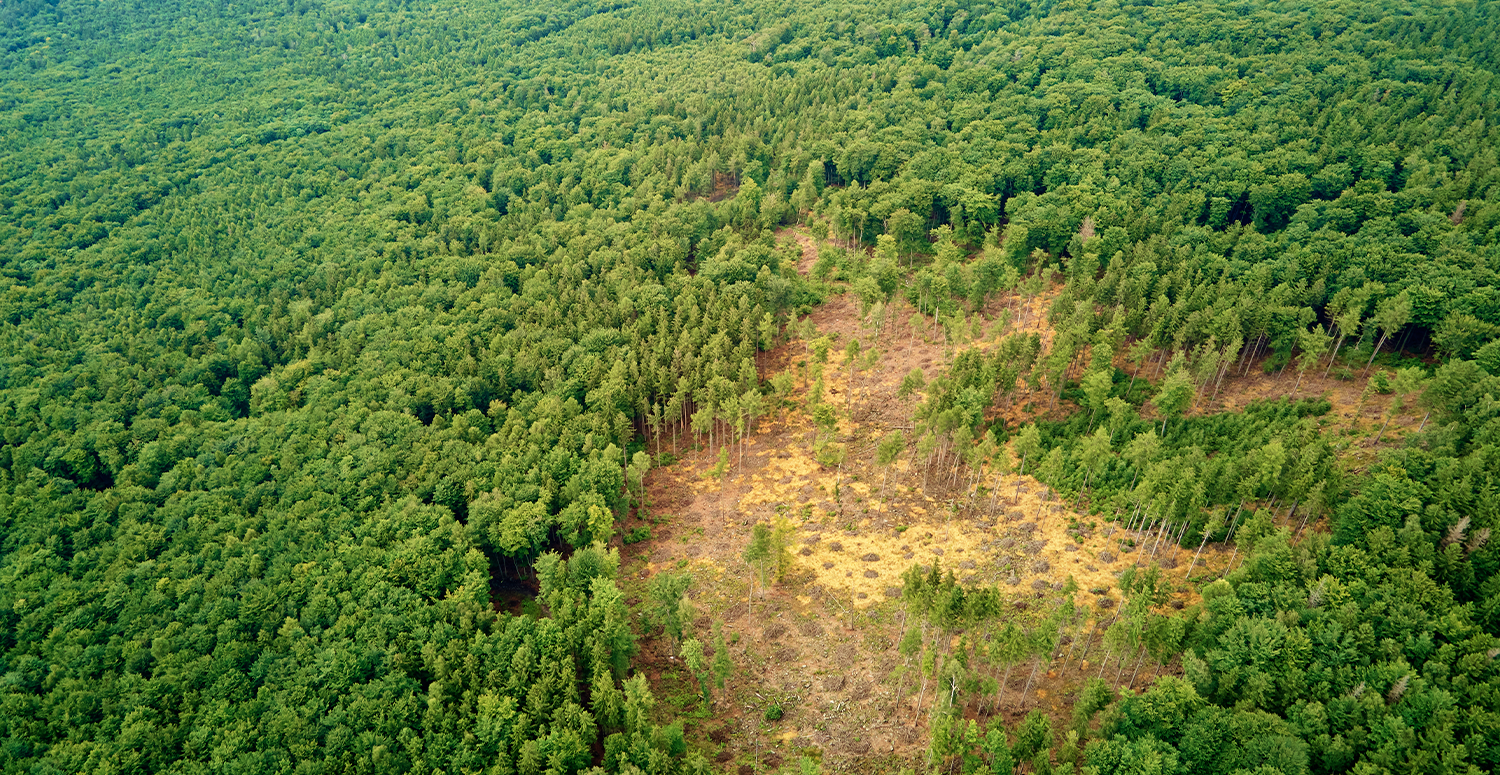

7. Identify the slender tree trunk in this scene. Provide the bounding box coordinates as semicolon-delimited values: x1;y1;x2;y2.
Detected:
1324;333;1347;378
1150;518;1169;557
1364;332;1389;376
1081;615;1118;665
1224;540;1242;576
1074;619;1100;668
1295;503;1313;535
1186;524;1214;578
1130;504;1150;534
1127;645;1149;690
1213;351;1233;399
1225;502;1246;540
913;632;931;725
1019;658;1042;706
1115;644;1133;686
1054;632;1074;676
894;655;913;713
996;660;1016;708
982;645;1002;717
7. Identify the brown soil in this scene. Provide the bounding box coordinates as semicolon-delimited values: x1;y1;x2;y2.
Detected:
788;228;821;277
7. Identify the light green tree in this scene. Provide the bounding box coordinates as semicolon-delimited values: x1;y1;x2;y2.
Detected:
1079;426;1113;495
743;522;771;619
1292;324;1332;396
877;430;905;506
1153;367;1194;434
680;637;708;703
1081;368;1114;431
1365;290;1411;375
646;571;694;647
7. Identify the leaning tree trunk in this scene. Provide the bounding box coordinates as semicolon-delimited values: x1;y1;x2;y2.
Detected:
1019;657;1043;706
1364;332;1390;376
1323;330;1347;378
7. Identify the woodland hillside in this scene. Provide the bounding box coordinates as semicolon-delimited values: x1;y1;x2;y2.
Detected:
2;0;1499;773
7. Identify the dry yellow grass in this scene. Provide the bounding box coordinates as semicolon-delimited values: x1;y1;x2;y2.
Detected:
783;466;1179;609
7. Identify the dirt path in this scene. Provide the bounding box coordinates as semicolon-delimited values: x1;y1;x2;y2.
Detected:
788;227;821;276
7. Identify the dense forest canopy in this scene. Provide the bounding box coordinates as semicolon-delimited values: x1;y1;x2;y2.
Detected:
2;0;1499;772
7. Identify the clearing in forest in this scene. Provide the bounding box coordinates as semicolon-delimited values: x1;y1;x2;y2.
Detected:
621;229;1238;772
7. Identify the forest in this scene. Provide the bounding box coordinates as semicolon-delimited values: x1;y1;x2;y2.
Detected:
1;0;1498;772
